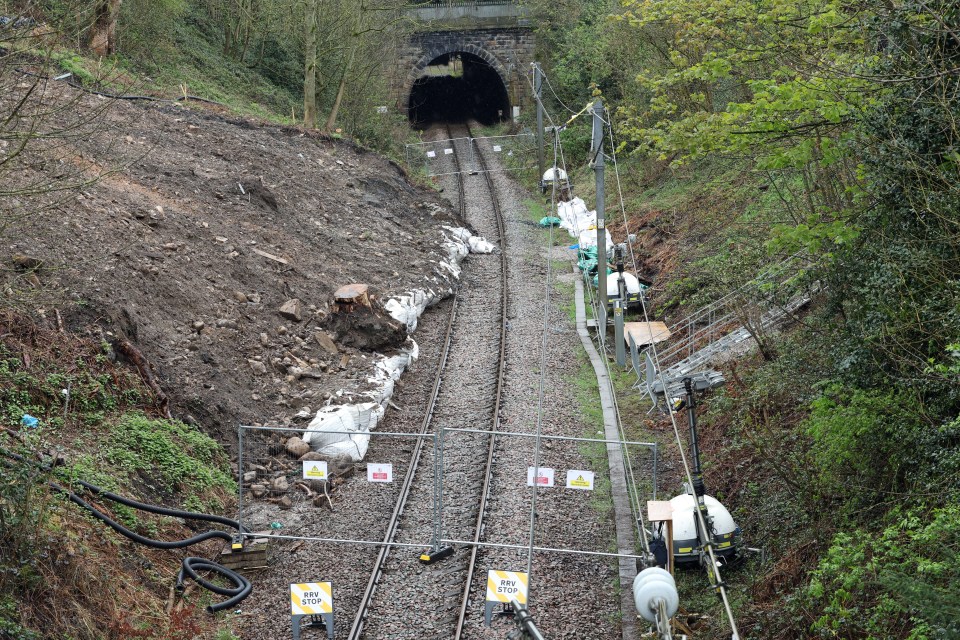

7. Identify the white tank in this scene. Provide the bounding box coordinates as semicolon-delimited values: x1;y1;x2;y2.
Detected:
606;272;644;297
542;167;568;183
653;493;739;562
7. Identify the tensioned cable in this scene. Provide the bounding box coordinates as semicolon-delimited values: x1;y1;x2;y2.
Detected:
577;100;652;548
624;215;742;637
592;97;740;637
524;122;560;584
607;124;642;277
526;69;683;640
541;71;580;116
526;65;652;552
580;94;741;637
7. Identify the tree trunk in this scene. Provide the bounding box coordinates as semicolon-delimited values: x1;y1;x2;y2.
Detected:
303;0;318;127
89;0;122;57
324;44;355;132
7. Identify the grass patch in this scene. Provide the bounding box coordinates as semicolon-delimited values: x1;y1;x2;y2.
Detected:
0;317;237;638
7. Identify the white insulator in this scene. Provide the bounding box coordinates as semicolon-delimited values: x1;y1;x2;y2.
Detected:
632;568;679;623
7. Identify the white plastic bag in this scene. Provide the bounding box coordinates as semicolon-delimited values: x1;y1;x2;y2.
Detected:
557;198;596;238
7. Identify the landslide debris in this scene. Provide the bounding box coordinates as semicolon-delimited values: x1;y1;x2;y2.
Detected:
3;83;464;445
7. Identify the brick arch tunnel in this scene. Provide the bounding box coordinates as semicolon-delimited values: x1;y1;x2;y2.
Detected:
407;50;510;126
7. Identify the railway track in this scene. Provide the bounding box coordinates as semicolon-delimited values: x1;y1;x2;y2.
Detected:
346;122;507;640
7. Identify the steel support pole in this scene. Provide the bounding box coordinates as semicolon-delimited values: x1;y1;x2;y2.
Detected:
614;300;625;366
437;429;445;548
431;432;441;550
534;64;544;182
237;425;244;539
591;99;608;330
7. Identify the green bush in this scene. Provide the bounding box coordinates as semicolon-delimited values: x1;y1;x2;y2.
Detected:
103;413;234;507
805;384;925;494
805;506;960;639
0;596;38;640
0;434;54;596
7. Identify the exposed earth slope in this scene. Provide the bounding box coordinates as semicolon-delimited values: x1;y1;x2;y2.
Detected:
6;84;465;444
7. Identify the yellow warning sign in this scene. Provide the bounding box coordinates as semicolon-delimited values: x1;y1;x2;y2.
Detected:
290;582;332;615
565;469;595;490
486;570;528;605
302;461;328;480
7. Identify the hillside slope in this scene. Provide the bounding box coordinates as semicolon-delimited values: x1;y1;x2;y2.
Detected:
6;81;464;445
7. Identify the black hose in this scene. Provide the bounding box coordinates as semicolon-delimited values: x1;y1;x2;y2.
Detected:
0;446;252;612
178;557;251;612
51;482;234;548
74;479;248;533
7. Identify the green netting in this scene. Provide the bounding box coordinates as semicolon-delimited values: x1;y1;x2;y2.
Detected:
591;269;615;286
538;216;562;227
577;246;599;274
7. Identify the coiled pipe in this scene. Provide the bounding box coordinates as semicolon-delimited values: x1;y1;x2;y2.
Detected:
0;446;252;611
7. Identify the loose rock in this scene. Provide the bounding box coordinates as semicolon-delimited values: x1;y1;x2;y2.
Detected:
313;331;339;355
270;476;289;494
279;299;303;322
285;436;310;458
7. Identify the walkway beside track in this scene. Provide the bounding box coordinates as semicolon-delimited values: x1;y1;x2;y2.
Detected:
574;272;639;640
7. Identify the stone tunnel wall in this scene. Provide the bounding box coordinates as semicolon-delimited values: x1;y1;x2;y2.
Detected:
393;27;535;118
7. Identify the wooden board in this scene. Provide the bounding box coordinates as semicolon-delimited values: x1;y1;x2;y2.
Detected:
625;321;671;347
647;500;675;574
647;500;674;522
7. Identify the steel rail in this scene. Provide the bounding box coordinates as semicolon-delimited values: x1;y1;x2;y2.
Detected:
346;122;507;639
452;122;509;640
345;126;465;639
345;284;459;640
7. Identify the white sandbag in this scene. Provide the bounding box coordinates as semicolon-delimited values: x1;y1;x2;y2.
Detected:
443;225;497;254
385;289;435;332
557;198;596;238
366;340;419;406
467;236;495;254
607;272;644;297
302;402;384;462
578;227;614;252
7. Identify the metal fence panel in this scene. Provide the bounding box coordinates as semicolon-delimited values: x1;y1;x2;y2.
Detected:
405;133;535;178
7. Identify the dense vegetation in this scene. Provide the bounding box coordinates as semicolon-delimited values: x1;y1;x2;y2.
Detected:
2;0;960;637
528;0;960;637
1;0;413;153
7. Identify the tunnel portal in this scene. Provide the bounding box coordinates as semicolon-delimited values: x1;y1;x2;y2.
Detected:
408;52;510;126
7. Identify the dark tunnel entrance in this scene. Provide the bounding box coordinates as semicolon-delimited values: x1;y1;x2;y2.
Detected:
408;52;510;126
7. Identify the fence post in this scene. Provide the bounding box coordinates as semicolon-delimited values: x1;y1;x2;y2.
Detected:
237;424;244;539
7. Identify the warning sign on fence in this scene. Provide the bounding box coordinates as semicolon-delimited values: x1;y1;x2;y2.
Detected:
367;463;393;483
302;461;328;480
486;570;528;604
566;469;595;490
526;466;555;487
290;582;332;615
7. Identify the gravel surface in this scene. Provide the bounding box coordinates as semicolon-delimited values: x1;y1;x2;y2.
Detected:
231;123;624;639
458;134;621;640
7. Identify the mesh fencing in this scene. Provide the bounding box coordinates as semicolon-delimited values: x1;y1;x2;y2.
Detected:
405;133;535;177
236;424;658;550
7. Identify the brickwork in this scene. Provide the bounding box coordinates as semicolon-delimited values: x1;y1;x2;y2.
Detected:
393;27;536;116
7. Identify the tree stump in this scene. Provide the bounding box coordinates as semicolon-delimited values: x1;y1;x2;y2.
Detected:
333;284;371;313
